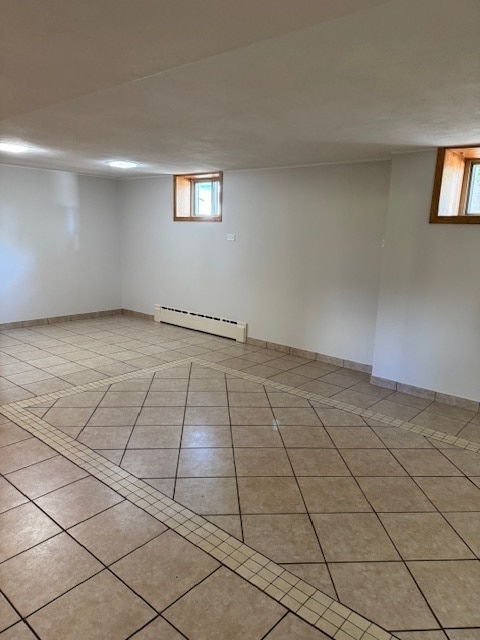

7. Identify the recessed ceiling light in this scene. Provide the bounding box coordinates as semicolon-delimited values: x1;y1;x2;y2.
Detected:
0;142;30;153
107;160;138;169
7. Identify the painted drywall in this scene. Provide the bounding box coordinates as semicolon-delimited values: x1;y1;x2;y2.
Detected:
0;165;121;323
120;162;390;365
373;151;480;401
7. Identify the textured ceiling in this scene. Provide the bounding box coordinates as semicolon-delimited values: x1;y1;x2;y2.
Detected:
1;0;479;177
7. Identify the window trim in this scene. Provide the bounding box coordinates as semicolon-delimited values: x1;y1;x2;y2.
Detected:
174;172;223;222
430;146;480;224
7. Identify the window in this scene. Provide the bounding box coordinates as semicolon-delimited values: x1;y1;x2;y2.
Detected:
174;172;222;221
430;146;480;223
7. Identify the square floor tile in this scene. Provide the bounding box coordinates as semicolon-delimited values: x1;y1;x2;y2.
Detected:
326;427;385;448
288;449;351;476
128;425;182;448
0;438;56;474
267;392;311;408
129;616;186;639
312;513;399;561
228;392;270;407
0;422;31;447
78;426;133;449
149;378;188;391
35;476;123;528
440;449;480;476
187;391;228;406
231;425;283;448
143;391;186;407
444;512;480;556
273;408;322;426
204;514;243;540
188;379;227;392
53;392;105;407
111;530;218;611
88;407;141;426
372;427;433;448
99;392;147;407
27;570;156;640
69;501;166;565
234;448;292;476
0;477;28;512
0;592;20;632
177;447;235;477
380;513;475;559
0;532;102;616
407;560;480;627
330;562;437;630
356;477;436;512
410;411;466;436
174;477;239;514
230;407;275;426
181;425;232;448
164;567;285;640
279;563;336;599
184;406;231;426
0;503;61;562
43;407;95;427
414;477;480;511
279;426;334;448
121;449;179;478
264;613;331;639
297;477;371;513
136;407;184;426
312;407;366;426
392;449;463;476
340;449;407;476
242;514;323;563
238;477;306;514
6;455;88;499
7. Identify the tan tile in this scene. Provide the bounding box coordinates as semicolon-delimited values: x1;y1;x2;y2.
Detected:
446;631;480;640
326;426;385;448
372;426;433;448
112;530;218;610
23;378;72;395
0;477;28;512
409;410;466;436
298;380;344;397
60;369;107;385
407;560;480;627
164;567;285;640
0;622;37;639
311;406;366;426
230;407;275;426
145;478;175;497
143;391;187;407
0;422;31;447
392;449;463;476
456;421;480;443
121;378;166;391
279;563;336;599
273;408;321;427
174;477;239;514
298;477;371;513
181;425;232;448
330;562;437;630
177;448;235;477
226;378;266;392
121;449;179;478
6;455;88;499
0;503;61;562
184;406;231;426
312;513;399;561
235;448;292;476
288;449;351;476
357;477;435;512
319;371;367;388
414;477;480;511
79;426;133;449
188;378;226;391
99;392;147;407
427;402;477;422
128;425;182;448
205;515;243;539
130;617;186;639
187;391;228;406
267;392;311;407
0;533;102;616
441;449;480;476
368;399;422;421
232;425;283;447
228;392;270;407
43;407;96;428
444;512;480;555
238;477;305;514
27;570;155;640
269;371;312;387
395;633;447;640
330;389;377;409
0;438;56;475
340;449;407;476
264;613;330;639
88;407;141;426
35;477;123;528
0;593;20;632
53;391;105;407
279;426;334;448
242;514;323;563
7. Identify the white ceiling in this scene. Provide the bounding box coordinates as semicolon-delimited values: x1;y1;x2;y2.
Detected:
1;0;479;177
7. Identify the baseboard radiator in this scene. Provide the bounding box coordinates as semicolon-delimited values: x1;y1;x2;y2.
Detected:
154;305;247;343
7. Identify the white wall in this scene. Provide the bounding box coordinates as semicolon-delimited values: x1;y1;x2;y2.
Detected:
373;152;480;401
0;165;121;323
120;162;391;365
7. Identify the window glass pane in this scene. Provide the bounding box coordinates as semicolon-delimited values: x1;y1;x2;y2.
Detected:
193;180;219;217
466;164;480;214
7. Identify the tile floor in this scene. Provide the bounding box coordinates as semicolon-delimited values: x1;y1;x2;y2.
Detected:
1;316;479;639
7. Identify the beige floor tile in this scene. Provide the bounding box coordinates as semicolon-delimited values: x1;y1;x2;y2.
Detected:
269;372;312;387
279;426;334;448
164;567;285;640
409;410;466;436
121;449;179;478
456;421;480;443
298;477;371;513
235;448;292;476
0;622;38;639
440;449;480;476
60;370;107;385
0;438;56;475
230;407;275;426
184;406;230;426
288;448;351;476
349;381;393;398
280;563;336;598
228;392;270;407
78;426;133;449
242;514;323;563
53;391;105;407
446;631;480;640
111;530;218;611
43;407;95;427
35;476;123;528
238;477;306;514
357;477;435;512
0;532;102;616
115;378;160;392
188;378;227;392
311;407;366;426
387;392;433;410
330;561;438;630
205;514;243;539
0;422;31;447
427;402;477;422
0;477;28;512
273;408;322;427
264;613;330;639
6;455;88;499
444;512;480;556
232;425;283;448
0;503;61;562
128;425;182;448
27;570;156;640
88;407;141;426
368;399;422;421
380;512;474;560
226;378;266;392
372;426;434;448
143;391;187;406
0;593;20;632
145;478;175;497
326;426;385;449
392;449;464;476
312;513;399;561
414;477;480;511
69;501;166;564
408;560;480;627
23;378;72;395
187;391;228;406
395;632;448;640
340;449;407;476
330;389;377;409
267;392;311;407
99;391;147;407
177;447;235;477
181;425;232;448
242;365;288;380
130;616;186;639
174;477;239;514
135;407;183;426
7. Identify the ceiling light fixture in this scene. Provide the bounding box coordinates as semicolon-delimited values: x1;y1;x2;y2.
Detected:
0;142;31;153
107;160;138;169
